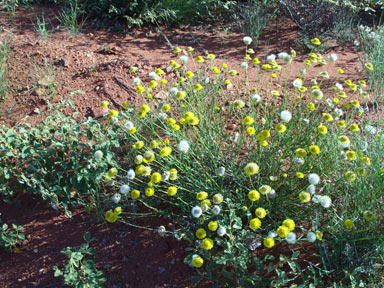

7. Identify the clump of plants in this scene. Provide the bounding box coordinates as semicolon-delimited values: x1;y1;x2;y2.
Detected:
0;213;24;252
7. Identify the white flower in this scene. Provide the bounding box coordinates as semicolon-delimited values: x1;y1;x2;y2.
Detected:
94;150;103;159
302;119;310;124
293;79;303;88
201;203;209;212
243;36;252;45
180;55;188;63
294;157;305;165
135;155;143;163
111;117;118;123
126;169;135;180
217;226;227;237
353;40;360;46
328;53;337;62
251;94;261;103
241;62;248;70
192;206;203;218
310;79;318;85
306;184;316;195
269;189;276;198
119;185;130;195
158;226;166;236
177;140;190;153
308;173;320;185
216;167;225;176
268;230;277;238
132;77;141;86
212;205;221;215
335;82;343;90
307;232;317;242
266;54;276;61
169;87;179;95
278;52;288;59
320;195;332;208
338;140;350;149
232;132;239;142
300;68;307;75
204;77;210;84
124;121;134;130
158;112;168;120
162;171;170;181
148;72;158;80
282;54;292;64
286;232;297;244
280;110;292;122
312;194;321;203
334;108;343;117
365;125;377;135
111;193;121;204
339;151;347;161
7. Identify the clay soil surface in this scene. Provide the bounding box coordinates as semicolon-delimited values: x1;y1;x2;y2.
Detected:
0;5;369;288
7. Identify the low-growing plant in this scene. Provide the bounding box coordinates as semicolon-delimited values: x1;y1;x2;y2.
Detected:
0;213;25;252
53;232;106;287
0;33;11;101
57;0;85;35
34;12;51;42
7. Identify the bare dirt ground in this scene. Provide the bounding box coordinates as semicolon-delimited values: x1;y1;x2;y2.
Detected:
0;5;369;288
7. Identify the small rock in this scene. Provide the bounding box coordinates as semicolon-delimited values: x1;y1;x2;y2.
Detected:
33;248;38;253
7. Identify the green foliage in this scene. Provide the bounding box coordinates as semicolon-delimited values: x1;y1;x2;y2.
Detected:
0;34;11;102
57;0;85;35
0;96;121;216
53;232;106;287
0;213;25;251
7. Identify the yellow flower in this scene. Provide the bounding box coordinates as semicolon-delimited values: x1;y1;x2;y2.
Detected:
195;56;205;63
246;127;256;135
233;99;245;108
100;100;109;108
296;172;304;178
299;191;311;203
350;123;360;132
167;118;176;125
317;125;328;134
108;168;118;177
109;110;119;118
194;83;204;91
338;68;344;74
169;168;178;180
248;190;260;201
207;53;216;61
309;145;320;155
363;211;374;221
105;210;118;223
114;207;122;215
271;90;280;97
145;187;155;197
172;124;180;131
185;71;194;78
365;63;374;71
143;151;155;163
337;120;346;128
148;80;158;88
151;172;162;183
345;171;356;182
202;238;214;250
130;190;140;199
186;46;194;52
211;66;221;74
161;103;171;112
176;91;187;99
306;102;316;111
250;218;262;230
259;185;272;195
140;104;151;113
122;101;130;110
276;123;287;133
316;231;323;240
212;194;223;204
136;85;146;94
322;113;333;122
160;147;172;157
277;225;289;238
173;47;182;54
362;156;371;166
261;64;271;70
192;256;204;268
346;150;356;160
222;63;228;69
296;148;307;158
312;89;323;100
255;207;267;219
167;186;178;196
338;135;350;145
283;219;295;231
252;57;260;64
208;221;218;231
344;219;353;229
245;162;259;176
228;70;238;76
197;191;208;200
135;164;145;175
351;100;360;107
263;237;275;248
196;228;206;239
243;116;254;125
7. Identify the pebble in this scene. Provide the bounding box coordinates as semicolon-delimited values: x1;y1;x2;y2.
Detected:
33;248;38;253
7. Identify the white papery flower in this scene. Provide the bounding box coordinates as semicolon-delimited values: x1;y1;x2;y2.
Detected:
243;36;252;45
158;113;168;120
312;194;321;203
328;53;337;62
320;195;332;208
233;132;239;142
294;157;305;165
286;232;297;244
124;121;134;130
278;52;288;59
307;232;317;242
162;171;170;181
300;68;307;75
216;167;226;176
335;82;343;90
302;119;310;124
119;185;130;195
126;169;135;180
269;189;276;198
192;206;203;218
177;140;190;153
280;110;292;122
307;184;316;195
268;230;278;238
353;40;360;46
217;226;227;237
94;150;103;159
132;77;141;86
241;62;248;70
212;205;221;215
180;55;188;63
169;87;179;95
148;72;158;80
308;173;320;185
334;108;343;116
110;117;118;124
267;54;276;61
293;79;303;88
251;94;261;103
365;125;377;135
111;193;121;204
